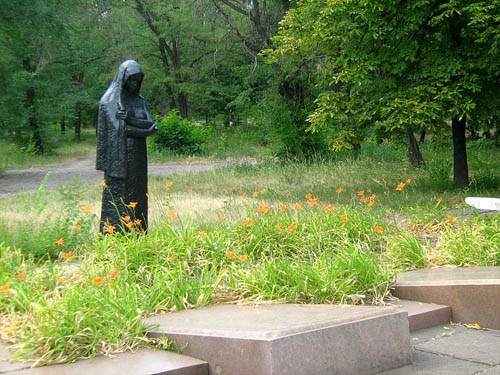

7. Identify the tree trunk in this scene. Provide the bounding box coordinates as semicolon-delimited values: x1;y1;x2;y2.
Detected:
74;102;82;141
452;117;469;188
419;129;426;142
61;118;66;134
406;124;425;167
178;92;188;118
26;87;43;154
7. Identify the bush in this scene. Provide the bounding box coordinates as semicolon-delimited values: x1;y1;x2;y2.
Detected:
254;90;331;159
154;110;207;155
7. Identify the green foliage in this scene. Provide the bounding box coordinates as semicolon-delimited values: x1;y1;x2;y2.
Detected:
269;0;500;151
1;140;500;363
154;110;207;155
0;176;97;259
254;90;331;158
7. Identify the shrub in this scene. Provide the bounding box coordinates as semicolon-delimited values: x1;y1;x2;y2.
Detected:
154;110;207;155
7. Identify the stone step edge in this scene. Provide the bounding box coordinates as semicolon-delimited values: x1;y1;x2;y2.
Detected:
391;299;451;332
0;347;208;375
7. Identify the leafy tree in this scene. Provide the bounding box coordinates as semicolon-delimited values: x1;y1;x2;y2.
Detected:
270;0;500;186
0;0;69;152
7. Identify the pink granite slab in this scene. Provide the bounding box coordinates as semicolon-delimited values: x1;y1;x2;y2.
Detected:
3;349;207;375
393;267;500;329
392;300;451;331
145;304;412;375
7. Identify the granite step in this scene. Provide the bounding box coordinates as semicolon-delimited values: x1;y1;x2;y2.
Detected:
392;266;500;329
392;300;451;332
144;303;413;375
0;347;207;375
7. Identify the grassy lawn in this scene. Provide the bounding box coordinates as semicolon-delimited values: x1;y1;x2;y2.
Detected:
0;138;499;364
0;128;97;172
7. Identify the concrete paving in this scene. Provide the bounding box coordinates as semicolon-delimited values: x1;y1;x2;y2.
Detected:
378;324;500;375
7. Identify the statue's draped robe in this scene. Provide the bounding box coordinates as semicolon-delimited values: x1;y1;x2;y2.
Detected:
96;60;153;232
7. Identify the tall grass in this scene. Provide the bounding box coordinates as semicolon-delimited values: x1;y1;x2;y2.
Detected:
0;138;499;364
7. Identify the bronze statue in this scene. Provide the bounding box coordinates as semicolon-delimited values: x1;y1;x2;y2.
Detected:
96;60;157;233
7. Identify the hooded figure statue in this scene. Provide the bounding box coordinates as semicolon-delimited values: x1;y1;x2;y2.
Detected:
96;60;157;233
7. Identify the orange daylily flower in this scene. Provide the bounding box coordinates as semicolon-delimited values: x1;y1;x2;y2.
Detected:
74;225;81;231
167;210;176;217
445;216;456;222
437;197;443;203
92;277;103;285
134;219;142;225
370;194;376;200
81;205;92;214
108;279;115;286
55;238;64;246
104;225;115;234
260;189;266;194
396;182;406;191
110;269;119;278
293;203;303;210
280;205;287;211
57;277;64;284
16;273;25;280
225;251;236;259
305;193;313;199
199;231;206;238
62;251;72;260
358;190;364;196
336;187;343;193
340;214;348;223
166;182;173;188
309;198;318;206
99;180;107;187
125;222;134;229
0;282;12;293
123;215;131;222
217;216;224;222
275;222;281;230
240;193;247;198
406;179;412;184
360;197;368;204
241;219;254;227
368;201;375;207
373;226;384;233
287;224;296;232
239;255;248;261
252;192;259;197
127;202;138;208
169;255;176;261
326;205;335;211
257;205;270;213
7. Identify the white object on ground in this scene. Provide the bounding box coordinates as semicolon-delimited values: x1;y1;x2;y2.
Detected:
465;197;500;211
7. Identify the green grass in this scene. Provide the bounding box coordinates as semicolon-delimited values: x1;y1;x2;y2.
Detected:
148;124;276;163
0;138;499;364
0;127;96;171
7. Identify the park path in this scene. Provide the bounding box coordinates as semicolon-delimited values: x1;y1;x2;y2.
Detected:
0;153;240;197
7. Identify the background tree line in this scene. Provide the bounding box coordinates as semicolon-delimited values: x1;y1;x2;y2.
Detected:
1;0;499;188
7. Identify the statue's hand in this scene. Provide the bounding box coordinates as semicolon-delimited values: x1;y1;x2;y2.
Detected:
116;110;129;121
148;123;158;136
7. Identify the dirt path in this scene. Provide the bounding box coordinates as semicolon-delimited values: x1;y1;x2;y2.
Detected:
0;153;244;197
